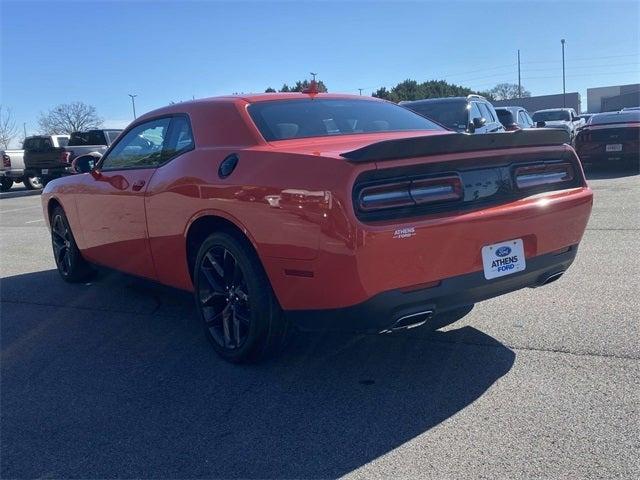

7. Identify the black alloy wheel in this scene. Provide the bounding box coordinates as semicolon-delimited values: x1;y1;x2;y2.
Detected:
198;245;252;350
194;232;290;363
50;206;92;282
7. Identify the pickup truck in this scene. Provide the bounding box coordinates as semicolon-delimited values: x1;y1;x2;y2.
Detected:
532;108;584;143
1;134;70;191
23;129;122;184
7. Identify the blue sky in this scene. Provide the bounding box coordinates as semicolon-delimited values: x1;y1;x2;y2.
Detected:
1;0;639;139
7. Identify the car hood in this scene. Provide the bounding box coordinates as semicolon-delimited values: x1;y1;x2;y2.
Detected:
542;120;572;128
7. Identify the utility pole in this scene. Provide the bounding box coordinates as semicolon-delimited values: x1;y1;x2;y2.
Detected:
561;39;566;108
23;122;27;139
358;88;363;96
310;72;317;81
128;94;138;119
517;50;522;99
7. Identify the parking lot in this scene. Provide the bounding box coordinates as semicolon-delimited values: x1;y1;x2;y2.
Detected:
0;171;638;479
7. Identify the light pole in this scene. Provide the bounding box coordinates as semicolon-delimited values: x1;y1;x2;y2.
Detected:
128;94;138;119
358;88;363;96
23;122;27;139
517;49;521;99
561;39;566;108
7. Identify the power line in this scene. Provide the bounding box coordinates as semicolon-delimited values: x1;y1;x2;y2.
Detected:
522;52;639;65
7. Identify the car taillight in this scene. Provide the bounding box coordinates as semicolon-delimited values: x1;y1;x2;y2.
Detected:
60;151;71;163
2;154;10;168
514;163;575;189
359;175;463;212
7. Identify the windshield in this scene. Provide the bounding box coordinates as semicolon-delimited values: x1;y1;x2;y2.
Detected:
590;111;640;125
495;110;515;126
404;101;468;131
248;99;443;141
533;110;570;122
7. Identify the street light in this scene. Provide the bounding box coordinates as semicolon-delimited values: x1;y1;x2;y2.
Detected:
128;94;138;119
561;39;566;108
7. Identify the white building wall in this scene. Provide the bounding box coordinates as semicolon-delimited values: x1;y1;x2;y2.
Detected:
587;86;621;113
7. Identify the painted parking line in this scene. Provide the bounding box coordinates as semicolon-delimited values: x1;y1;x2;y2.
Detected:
25;218;44;224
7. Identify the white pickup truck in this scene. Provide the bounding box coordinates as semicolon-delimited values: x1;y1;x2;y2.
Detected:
1;135;69;191
531;108;584;143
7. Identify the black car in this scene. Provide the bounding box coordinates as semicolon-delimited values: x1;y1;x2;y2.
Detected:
494;106;535;131
400;95;505;134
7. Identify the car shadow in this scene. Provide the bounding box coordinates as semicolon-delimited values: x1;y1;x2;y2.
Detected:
1;269;515;479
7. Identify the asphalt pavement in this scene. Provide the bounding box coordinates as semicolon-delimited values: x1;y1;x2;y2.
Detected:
1;170;638;479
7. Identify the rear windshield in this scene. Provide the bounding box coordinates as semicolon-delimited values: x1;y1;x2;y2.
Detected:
69;131;107;146
56;137;69;147
248;99;443;141
495;109;515;126
533;110;570;122
589;111;640;125
105;130;123;144
403;101;468;131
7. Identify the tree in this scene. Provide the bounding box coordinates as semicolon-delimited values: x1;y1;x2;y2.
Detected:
489;83;531;100
0;106;18;149
37;102;103;135
268;80;328;93
372;79;475;103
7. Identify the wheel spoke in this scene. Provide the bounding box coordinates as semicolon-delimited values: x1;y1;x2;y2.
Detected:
222;306;232;347
205;251;225;278
201;267;225;295
199;289;225;306
234;309;251;325
223;249;236;283
232;309;241;346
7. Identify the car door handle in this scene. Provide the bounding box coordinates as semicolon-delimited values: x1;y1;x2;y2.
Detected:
132;179;146;191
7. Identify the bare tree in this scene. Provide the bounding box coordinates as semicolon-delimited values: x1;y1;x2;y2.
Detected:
37;102;103;135
0;105;19;149
489;83;532;100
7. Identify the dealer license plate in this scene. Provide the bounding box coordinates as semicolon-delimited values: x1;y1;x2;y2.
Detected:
481;239;526;280
605;144;622;152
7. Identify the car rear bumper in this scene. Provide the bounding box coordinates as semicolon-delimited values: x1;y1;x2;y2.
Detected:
287;245;578;333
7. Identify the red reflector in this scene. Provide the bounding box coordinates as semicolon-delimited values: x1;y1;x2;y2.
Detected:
514;163;574;189
60;151;71;163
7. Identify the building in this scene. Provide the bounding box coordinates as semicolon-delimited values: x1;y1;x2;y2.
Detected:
587;83;640;113
491;92;581;114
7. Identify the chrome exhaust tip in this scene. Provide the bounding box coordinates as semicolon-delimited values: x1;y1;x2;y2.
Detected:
380;310;434;334
540;270;566;287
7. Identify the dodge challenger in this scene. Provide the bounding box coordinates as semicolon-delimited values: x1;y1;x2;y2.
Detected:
41;91;593;362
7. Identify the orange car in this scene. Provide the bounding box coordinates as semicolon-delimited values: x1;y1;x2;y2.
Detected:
42;92;593;362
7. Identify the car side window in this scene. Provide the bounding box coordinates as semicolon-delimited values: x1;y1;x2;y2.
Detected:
163;116;194;161
479;103;496;122
518;111;527;126
469;102;482;121
100;118;170;171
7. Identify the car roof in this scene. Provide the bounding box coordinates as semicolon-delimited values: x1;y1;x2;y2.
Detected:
139;92;385;119
534;108;573;113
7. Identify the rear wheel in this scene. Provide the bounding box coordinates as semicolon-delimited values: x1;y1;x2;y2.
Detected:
23;176;43;190
50;206;93;282
194;231;290;363
0;177;13;191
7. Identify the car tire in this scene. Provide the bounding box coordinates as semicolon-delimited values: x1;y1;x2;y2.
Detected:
50;206;93;283
1;177;13;191
23;176;43;190
194;231;290;363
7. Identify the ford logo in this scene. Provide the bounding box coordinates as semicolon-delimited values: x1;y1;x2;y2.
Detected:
496;246;512;257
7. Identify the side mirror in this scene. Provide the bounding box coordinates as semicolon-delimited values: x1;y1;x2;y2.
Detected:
473;117;486;129
536;121;546;128
72;153;101;173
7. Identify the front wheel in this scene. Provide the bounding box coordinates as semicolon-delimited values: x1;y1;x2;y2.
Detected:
0;177;13;191
50;206;93;282
23;176;43;190
194;231;290;363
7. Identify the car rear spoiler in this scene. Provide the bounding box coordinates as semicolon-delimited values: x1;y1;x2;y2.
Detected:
340;129;570;162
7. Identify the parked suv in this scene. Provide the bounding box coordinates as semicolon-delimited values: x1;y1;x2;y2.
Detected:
532;108;583;142
494;107;535;131
401;95;505;134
